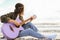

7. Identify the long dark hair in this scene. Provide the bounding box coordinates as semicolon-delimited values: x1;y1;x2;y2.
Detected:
14;3;24;14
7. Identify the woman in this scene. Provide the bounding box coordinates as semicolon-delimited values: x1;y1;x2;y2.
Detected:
1;3;56;40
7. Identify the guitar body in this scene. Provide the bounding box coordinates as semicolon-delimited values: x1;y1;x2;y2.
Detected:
1;15;24;39
1;23;24;39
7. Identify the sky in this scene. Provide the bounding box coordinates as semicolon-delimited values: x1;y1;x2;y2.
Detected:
0;0;60;24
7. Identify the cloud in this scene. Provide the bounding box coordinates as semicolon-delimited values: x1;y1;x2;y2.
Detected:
0;0;5;4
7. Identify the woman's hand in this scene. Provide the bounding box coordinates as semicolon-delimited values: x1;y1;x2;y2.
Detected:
30;15;37;21
8;19;20;27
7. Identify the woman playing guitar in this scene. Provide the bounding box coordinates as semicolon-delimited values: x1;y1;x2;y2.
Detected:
1;3;56;40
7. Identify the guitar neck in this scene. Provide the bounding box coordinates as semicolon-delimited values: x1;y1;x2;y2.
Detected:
19;18;31;26
19;15;36;26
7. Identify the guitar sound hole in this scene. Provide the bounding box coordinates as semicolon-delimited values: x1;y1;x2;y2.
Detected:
9;25;14;32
